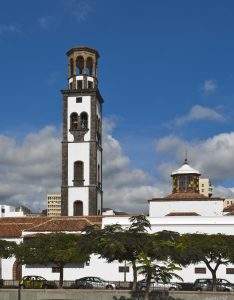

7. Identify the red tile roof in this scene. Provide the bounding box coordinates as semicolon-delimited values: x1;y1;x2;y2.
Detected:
150;192;223;202
166;212;200;216
27;217;102;232
0;216;102;238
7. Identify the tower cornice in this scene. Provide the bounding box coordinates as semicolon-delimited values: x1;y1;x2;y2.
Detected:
61;88;104;103
66;46;100;58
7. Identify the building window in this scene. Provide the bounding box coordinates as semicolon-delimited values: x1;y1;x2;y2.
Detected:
119;266;129;273
88;81;93;89
52;266;60;273
195;267;206;274
80;112;88;130
74;161;84;186
1;208;5;214
70;58;74;76
77;80;83;90
226;268;234;274
76;56;84;75
73;200;83;216
70;113;78;130
76;97;82;103
86;57;93;75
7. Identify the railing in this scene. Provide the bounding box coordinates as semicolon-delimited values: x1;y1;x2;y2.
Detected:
0;280;133;289
0;279;185;291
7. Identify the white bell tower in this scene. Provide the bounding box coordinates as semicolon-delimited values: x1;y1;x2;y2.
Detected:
61;46;103;216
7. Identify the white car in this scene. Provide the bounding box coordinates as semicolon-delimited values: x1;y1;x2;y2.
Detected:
73;277;116;289
137;279;182;291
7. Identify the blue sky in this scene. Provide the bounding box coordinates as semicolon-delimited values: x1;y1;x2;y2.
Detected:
1;0;234;211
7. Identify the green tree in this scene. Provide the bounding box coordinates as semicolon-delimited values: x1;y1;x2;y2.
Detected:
137;254;182;300
17;233;89;287
135;231;182;300
95;215;151;291
0;240;16;276
0;239;16;258
177;233;234;291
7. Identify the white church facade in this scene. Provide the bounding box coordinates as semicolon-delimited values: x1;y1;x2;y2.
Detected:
1;45;234;284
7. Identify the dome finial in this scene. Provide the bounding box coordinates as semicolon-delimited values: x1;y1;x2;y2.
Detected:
184;149;188;164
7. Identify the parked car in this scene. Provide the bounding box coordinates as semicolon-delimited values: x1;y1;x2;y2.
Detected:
137;279;182;291
19;276;57;289
70;277;116;289
193;278;234;292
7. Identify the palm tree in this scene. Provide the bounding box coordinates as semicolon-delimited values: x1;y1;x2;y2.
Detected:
137;254;182;300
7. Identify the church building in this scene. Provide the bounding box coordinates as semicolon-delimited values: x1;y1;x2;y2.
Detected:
149;159;224;218
1;45;234;284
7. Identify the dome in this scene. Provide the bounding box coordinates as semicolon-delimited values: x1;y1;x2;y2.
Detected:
172;161;200;176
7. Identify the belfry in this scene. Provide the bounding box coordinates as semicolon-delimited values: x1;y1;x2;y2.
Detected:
61;46;103;216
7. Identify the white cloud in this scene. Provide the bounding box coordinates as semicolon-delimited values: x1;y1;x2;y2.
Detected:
203;79;217;95
38;16;56;30
0;24;20;36
0;120;163;213
156;132;234;183
0;127;60;212
102;119;163;212
213;186;234;198
62;0;93;22
174;105;224;126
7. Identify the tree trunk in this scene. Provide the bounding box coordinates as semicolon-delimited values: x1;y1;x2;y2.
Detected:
132;261;138;291
211;270;217;292
59;265;64;288
144;274;152;300
204;261;218;292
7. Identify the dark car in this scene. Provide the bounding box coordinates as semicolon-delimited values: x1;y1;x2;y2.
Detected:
137;279;182;291
193;278;234;292
19;276;57;289
70;277;116;289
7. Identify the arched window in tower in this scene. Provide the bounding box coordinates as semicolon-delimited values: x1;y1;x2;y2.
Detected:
74;161;84;186
86;57;93;75
70;58;74;76
70;113;78;130
80;112;88;130
73;200;83;216
178;175;188;192
76;56;84;75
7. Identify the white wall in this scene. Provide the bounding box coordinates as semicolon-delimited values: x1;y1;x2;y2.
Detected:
68;187;89;216
0;205;24;218
1;238;22;280
149;200;224;217
67;95;91;142
101;215;234;282
4;216;234;283
68;143;90;186
23;255;133;282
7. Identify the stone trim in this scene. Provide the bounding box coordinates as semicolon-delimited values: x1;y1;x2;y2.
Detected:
61;88;104;103
61;94;69;216
149;197;224;202
61;186;68;216
89;187;97;215
66;46;100;58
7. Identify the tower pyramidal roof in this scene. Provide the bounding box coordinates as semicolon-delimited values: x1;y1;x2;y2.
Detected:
171;159;200;176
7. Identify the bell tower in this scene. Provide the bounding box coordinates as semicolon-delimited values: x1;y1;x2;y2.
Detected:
61;46;103;216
